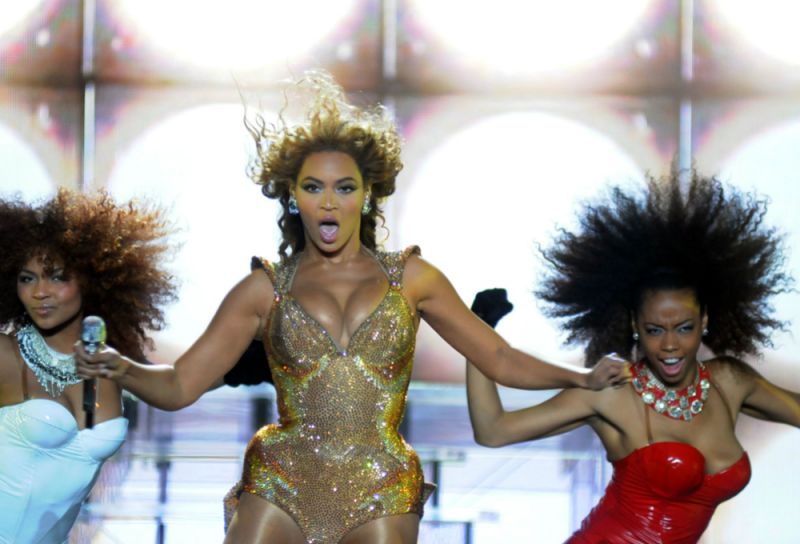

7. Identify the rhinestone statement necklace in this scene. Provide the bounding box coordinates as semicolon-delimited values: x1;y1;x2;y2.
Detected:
17;324;81;397
631;360;710;422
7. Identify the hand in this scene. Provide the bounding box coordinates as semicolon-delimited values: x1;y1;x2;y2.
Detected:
74;341;131;381
586;352;631;390
471;288;514;329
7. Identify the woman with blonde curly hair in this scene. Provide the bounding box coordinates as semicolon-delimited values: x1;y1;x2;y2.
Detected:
0;188;176;543
466;171;800;543
77;71;626;544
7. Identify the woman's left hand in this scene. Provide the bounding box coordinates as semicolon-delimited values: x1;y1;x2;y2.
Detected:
74;342;131;381
586;352;631;390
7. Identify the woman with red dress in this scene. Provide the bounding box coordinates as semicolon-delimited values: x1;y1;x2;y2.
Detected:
467;171;800;543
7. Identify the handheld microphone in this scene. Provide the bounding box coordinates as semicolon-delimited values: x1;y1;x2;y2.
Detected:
81;316;106;429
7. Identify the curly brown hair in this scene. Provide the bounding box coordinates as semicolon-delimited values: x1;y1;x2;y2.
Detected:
0;188;177;360
244;70;403;260
537;169;793;366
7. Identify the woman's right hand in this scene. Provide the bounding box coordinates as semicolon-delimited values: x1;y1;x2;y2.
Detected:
74;342;131;381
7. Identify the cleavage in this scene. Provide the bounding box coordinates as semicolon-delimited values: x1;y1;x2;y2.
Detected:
290;278;389;352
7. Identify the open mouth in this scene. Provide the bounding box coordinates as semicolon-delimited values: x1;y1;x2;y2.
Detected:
319;220;339;244
658;357;685;378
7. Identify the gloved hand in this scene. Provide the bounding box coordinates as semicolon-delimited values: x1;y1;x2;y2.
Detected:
471;288;514;329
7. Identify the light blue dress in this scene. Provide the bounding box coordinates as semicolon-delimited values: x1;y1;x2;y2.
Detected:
0;399;127;543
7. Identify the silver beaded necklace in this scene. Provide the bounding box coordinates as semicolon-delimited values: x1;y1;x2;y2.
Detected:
16;324;81;397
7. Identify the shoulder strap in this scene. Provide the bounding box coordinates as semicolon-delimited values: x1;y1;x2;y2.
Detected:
277;253;303;295
250;256;279;299
372;245;421;288
402;245;422;262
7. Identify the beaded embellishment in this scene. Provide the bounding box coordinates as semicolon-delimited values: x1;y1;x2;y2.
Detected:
631;360;710;422
16;324;81;397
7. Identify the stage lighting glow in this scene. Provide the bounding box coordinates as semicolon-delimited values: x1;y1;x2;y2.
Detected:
407;0;651;73
0;122;53;200
717;119;800;355
713;0;800;65
0;2;42;38
398;110;642;372
699;114;800;544
106;103;282;359
115;0;358;72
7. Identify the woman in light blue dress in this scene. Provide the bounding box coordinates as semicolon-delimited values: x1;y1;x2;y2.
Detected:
0;189;176;543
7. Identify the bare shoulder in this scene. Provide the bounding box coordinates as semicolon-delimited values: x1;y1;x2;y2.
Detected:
403;252;442;283
0;332;15;354
549;381;620;412
202;270;276;342
231;269;275;311
535;384;629;432
705;356;759;396
589;381;634;412
243;266;276;292
402;253;450;304
706;355;759;380
0;333;18;373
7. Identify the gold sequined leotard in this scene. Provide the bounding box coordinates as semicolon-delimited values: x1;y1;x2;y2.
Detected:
225;246;432;543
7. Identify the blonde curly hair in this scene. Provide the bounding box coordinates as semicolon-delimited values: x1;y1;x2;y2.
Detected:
245;71;403;260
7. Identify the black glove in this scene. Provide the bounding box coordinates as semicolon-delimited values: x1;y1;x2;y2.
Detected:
224;257;275;387
223;340;273;387
471;288;513;329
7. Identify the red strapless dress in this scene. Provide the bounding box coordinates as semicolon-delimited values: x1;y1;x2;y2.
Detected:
567;441;751;544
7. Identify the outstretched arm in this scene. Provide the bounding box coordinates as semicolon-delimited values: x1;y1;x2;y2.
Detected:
723;358;800;427
468;366;597;447
405;258;627;390
76;270;272;410
464;289;602;446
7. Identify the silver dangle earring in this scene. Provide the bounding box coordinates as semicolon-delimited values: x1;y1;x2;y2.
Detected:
288;195;299;215
632;331;639;341
702;327;709;337
361;194;372;215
